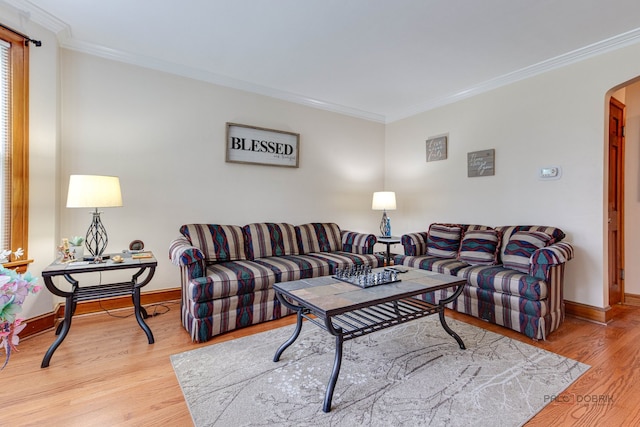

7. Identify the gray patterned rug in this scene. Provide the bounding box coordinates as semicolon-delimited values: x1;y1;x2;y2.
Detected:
171;316;589;427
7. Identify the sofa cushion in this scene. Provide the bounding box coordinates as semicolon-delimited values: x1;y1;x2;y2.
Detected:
243;223;299;259
180;224;247;262
188;260;276;303
396;254;469;275
457;229;501;266
496;225;564;261
296;223;342;254
253;254;332;282
458;265;548;300
427;224;462;258
306;251;384;271
502;231;553;274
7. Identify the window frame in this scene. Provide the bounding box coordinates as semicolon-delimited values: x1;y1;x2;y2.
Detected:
1;25;30;271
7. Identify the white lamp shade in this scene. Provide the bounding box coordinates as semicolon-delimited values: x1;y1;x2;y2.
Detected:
66;175;123;208
372;191;396;210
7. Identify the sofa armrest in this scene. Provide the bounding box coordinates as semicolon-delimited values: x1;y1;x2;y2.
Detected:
401;232;428;256
169;236;206;279
530;241;574;280
341;230;377;254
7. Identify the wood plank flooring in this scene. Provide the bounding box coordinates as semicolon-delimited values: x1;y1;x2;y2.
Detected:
4;301;640;426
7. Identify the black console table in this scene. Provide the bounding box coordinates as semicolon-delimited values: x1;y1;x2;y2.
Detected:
40;252;157;368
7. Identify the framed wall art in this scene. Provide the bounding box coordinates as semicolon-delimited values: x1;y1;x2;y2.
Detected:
467;149;495;177
426;135;448;162
226;122;300;168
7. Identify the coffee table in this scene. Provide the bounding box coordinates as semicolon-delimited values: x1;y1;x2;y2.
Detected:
273;267;466;412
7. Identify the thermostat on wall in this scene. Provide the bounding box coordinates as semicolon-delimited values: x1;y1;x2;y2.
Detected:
539;166;561;180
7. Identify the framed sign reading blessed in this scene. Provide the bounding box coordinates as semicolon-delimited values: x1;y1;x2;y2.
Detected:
226;123;300;168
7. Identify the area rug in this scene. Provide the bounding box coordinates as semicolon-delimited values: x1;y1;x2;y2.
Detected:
171;316;589;427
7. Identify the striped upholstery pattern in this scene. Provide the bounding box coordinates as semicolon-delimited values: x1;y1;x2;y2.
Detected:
396;223;573;340
307;251;384;271
243;223;299;259
253;254;332;282
496;225;564;260
181;289;294;342
180;224;247;262
502;231;553;274
457;229;501;266
395;254;469;275
530;241;574;280
169;224;382;343
296;223;342;254
187;260;275;303
168;236;206;280
341;231;377;254
459;265;548;300
426;224;462;258
401;232;429;256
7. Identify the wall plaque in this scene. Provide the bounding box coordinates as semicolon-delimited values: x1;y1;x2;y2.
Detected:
467;149;495;177
426;135;448;162
226;123;299;168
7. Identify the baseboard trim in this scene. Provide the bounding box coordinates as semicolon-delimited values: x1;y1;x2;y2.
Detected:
565;300;623;324
624;293;640;306
22;288;182;339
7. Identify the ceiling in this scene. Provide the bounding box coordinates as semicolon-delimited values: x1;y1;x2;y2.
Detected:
5;0;640;122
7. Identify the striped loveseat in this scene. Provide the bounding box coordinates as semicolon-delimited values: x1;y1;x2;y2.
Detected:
169;222;383;342
396;224;574;340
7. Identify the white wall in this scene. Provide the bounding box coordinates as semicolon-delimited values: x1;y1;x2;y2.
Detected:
385;41;640;308
624;80;640;295
56;50;386;297
10;6;640;317
0;5;59;319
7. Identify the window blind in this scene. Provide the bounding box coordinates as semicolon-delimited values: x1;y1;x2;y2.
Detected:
0;39;10;250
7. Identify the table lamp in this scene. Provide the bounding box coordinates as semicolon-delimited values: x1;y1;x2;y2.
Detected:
66;175;123;259
372;191;396;237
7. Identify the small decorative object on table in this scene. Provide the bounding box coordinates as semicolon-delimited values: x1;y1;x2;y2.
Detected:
0;264;40;370
68;236;85;260
333;265;400;288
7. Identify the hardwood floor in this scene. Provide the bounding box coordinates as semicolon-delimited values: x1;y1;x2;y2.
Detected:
4;301;640;426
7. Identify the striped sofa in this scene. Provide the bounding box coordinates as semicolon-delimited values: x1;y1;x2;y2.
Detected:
169;222;383;342
396;224;574;340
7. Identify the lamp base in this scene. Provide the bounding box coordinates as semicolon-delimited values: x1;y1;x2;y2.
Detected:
86;209;109;257
380;211;391;237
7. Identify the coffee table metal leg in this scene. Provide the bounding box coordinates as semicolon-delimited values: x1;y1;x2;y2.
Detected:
273;310;304;362
323;334;343;412
273;292;305;362
438;310;466;349
437;284;467;350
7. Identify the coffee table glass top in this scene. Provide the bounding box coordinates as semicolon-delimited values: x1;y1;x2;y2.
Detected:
274;268;465;316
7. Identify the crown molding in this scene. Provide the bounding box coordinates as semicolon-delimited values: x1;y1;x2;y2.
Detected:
1;0;67;34
6;0;640;124
59;37;387;123
386;27;640;123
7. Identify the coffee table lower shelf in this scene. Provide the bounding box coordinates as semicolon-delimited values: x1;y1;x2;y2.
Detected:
273;279;466;413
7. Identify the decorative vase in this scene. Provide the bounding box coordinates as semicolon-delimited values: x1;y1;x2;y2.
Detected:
69;245;84;260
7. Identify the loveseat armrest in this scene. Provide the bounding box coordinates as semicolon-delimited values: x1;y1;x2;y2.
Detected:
169;236;206;279
530;241;574;280
341;230;377;254
401;232;428;256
